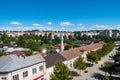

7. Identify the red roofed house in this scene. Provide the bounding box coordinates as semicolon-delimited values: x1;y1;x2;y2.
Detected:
59;48;84;68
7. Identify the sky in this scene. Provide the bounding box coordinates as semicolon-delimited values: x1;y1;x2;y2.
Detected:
0;0;120;31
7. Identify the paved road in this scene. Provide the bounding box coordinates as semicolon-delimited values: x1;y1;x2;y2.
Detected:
72;47;117;80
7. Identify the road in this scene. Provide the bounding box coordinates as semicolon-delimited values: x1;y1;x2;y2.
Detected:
72;47;117;80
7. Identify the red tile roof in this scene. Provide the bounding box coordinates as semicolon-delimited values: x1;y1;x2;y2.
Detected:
79;41;105;51
52;43;67;49
59;48;83;60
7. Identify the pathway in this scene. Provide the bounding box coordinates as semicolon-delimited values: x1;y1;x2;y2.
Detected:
72;47;117;80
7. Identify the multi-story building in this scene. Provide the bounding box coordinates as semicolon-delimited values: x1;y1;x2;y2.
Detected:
100;30;112;37
0;54;46;80
80;31;99;37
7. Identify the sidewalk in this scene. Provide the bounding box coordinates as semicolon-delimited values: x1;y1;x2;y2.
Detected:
72;47;117;80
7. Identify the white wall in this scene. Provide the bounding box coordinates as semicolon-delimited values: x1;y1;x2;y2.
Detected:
0;62;46;80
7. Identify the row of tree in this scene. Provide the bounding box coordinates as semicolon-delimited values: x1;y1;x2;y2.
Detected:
0;32;118;53
102;52;120;80
87;42;115;64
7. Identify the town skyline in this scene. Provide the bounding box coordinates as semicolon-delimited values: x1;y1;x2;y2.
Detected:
0;0;120;31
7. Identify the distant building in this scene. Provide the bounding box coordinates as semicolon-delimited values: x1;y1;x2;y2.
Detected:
80;31;99;37
0;54;46;80
100;30;112;37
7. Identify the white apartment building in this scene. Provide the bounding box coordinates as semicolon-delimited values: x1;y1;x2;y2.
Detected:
80;31;99;37
0;54;46;80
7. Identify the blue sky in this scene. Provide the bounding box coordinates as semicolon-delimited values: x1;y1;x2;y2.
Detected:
0;0;120;31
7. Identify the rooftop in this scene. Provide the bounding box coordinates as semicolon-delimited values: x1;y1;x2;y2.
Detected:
79;41;105;51
44;53;66;68
0;54;45;73
59;48;83;60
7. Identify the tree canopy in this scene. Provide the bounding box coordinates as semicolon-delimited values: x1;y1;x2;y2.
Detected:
50;61;72;80
87;51;99;64
74;57;86;70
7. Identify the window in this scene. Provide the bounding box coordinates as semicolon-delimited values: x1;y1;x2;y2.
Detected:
39;66;43;71
69;61;72;67
32;68;37;74
1;77;7;80
23;71;28;78
13;74;19;80
41;78;44;80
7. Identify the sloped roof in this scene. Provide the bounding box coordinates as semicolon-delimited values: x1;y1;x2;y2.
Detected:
52;43;67;49
44;53;66;68
59;48;82;60
79;41;105;51
0;54;45;73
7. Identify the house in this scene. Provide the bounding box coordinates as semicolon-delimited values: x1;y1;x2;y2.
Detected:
79;41;105;61
0;44;14;51
51;43;67;53
59;48;83;68
44;53;66;80
79;41;105;52
0;54;46;80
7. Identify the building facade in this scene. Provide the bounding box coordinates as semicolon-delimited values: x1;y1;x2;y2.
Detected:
0;54;46;80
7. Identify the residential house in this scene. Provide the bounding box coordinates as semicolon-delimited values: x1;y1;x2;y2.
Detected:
0;54;46;80
59;48;83;68
44;53;66;80
79;41;105;52
51;43;67;53
79;41;105;61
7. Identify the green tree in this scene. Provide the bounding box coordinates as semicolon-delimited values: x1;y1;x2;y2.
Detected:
25;39;40;51
26;49;33;56
50;61;72;80
110;52;120;64
1;33;10;44
103;75;110;80
103;61;112;76
0;51;6;56
82;34;89;40
74;57;86;75
64;45;72;50
87;51;99;64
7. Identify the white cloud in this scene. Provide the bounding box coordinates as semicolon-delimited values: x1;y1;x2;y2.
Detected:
114;25;120;30
77;24;83;26
47;22;52;25
92;24;113;30
76;24;87;31
33;23;43;27
60;22;74;26
0;26;56;31
10;21;22;25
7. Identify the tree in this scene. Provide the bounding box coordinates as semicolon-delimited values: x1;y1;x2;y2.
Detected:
87;51;99;64
50;61;72;80
74;57;86;75
0;51;6;56
110;52;120;64
26;49;33;56
1;33;10;44
103;75;110;80
64;45;72;50
82;34;89;40
102;62;112;76
26;39;40;51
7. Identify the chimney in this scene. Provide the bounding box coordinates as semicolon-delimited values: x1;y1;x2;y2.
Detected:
61;32;64;52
